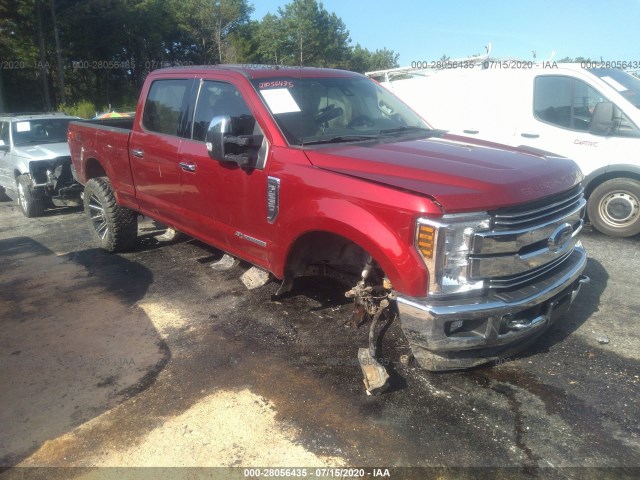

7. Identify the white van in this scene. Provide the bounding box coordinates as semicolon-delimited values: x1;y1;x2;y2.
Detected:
369;64;640;237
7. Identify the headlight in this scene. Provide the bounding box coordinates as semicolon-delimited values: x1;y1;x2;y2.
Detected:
415;213;491;296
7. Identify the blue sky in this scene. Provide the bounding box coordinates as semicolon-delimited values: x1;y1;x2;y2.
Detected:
251;0;639;66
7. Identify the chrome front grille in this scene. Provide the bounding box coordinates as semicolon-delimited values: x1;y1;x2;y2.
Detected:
486;250;573;290
492;185;584;228
470;186;586;290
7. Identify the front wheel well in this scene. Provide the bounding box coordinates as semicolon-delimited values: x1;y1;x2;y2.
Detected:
282;231;384;289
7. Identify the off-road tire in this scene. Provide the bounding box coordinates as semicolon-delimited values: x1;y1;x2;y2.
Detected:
84;177;138;252
587;178;640;237
16;174;44;218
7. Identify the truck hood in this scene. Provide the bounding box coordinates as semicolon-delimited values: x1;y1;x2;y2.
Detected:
303;136;582;212
12;142;71;161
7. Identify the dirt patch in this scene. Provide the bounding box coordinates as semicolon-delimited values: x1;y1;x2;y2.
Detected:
71;389;344;468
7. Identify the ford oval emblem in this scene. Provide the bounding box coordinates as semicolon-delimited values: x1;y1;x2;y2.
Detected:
548;223;573;252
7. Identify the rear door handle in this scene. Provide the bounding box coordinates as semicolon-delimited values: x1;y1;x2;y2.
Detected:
131;149;144;158
463;129;479;134
521;133;540;138
179;162;197;172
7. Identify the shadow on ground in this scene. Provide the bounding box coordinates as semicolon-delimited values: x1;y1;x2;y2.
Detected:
0;237;169;469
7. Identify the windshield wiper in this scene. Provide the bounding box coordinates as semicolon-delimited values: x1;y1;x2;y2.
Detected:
378;126;443;137
302;134;379;145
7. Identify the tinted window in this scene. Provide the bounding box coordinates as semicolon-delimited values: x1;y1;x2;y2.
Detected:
534;76;607;131
143;79;191;136
535;75;640;136
192;80;257;142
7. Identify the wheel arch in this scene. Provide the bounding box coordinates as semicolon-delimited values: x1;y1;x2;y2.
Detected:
278;217;428;297
584;165;640;198
83;157;108;181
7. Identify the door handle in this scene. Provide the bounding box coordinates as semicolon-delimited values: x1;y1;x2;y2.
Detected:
179;162;197;172
131;149;144;158
463;129;479;134
521;133;540;138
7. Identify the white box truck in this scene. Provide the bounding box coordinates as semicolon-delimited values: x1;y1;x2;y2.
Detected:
368;63;640;237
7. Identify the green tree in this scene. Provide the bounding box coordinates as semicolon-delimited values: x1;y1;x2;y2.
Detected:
263;0;351;67
255;13;288;64
168;0;253;64
288;0;351;67
348;44;399;73
0;0;400;112
227;20;262;63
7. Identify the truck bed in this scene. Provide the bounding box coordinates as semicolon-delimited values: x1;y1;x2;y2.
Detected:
68;119;138;205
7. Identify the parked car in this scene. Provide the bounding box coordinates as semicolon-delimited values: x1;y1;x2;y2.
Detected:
68;65;588;393
368;63;640;237
0;113;83;217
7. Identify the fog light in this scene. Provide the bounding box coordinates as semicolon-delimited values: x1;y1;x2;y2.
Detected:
449;320;464;333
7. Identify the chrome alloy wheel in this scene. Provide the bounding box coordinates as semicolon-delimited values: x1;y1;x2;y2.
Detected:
88;194;109;239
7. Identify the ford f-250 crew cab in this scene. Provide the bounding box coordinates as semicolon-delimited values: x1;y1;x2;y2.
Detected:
68;65;589;394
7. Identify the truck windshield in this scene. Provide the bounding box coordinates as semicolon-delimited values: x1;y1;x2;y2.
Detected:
591;68;640;108
251;76;431;146
12;118;73;146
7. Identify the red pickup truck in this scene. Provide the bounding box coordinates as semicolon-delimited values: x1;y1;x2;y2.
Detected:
68;65;589;392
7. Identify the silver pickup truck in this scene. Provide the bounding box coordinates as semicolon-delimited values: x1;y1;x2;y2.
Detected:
0;113;83;217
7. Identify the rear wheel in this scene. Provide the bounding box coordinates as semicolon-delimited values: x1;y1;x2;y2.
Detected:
16;174;44;217
84;177;138;252
587;178;640;237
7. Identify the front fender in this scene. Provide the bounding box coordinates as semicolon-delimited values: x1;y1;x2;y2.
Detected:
276;197;430;297
9;153;29;179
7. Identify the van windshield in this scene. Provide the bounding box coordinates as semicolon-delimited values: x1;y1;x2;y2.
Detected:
251;76;431;146
591;68;640;108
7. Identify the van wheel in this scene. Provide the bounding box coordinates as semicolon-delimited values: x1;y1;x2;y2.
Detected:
587;178;640;237
16;174;44;217
84;177;138;252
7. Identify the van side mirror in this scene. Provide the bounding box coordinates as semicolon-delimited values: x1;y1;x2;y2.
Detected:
0;140;9;152
589;102;618;136
205;115;263;169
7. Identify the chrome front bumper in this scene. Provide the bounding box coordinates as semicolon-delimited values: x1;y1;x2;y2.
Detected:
396;244;589;371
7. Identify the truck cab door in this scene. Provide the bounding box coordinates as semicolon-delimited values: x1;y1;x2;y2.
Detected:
129;78;195;225
177;79;274;268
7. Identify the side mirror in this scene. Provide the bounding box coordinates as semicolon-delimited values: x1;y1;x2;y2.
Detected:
589;102;617;136
205;115;263;169
0;143;9;152
205;115;230;160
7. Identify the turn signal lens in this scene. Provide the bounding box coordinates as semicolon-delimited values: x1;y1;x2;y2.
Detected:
417;224;435;259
